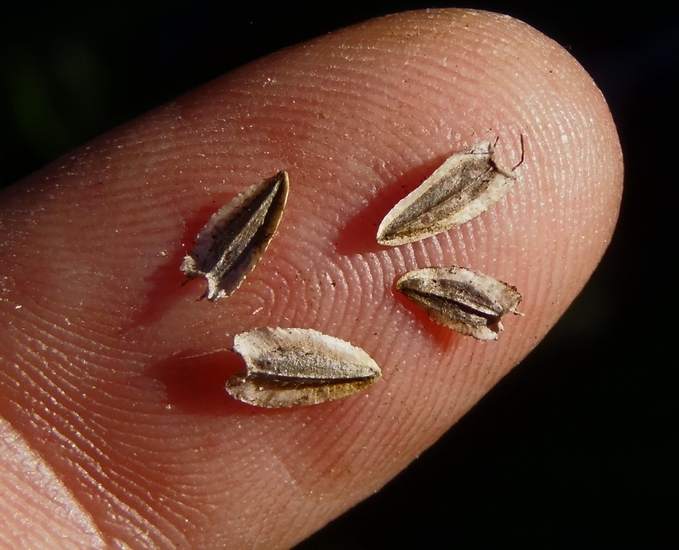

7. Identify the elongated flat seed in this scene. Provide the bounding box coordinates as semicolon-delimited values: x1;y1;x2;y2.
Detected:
226;327;382;408
181;171;289;301
377;140;521;246
397;266;523;340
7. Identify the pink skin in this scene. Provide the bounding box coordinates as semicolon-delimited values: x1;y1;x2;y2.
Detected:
0;10;622;550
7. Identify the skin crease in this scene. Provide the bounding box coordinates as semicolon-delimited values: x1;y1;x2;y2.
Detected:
0;9;622;550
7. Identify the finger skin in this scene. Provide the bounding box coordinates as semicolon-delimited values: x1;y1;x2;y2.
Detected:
0;9;622;549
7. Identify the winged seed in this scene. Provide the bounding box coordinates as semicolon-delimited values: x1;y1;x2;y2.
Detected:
377;140;522;246
226;327;381;408
181;171;289;301
396;266;523;340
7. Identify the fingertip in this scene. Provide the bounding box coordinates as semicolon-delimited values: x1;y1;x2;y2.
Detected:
0;9;623;549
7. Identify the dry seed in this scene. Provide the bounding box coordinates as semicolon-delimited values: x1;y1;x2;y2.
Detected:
377;139;523;246
397;266;523;340
181;171;289;301
226;327;381;408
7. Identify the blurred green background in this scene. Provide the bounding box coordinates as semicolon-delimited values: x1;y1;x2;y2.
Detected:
1;1;678;547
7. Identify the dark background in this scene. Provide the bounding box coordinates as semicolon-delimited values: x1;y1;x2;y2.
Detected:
2;1;678;547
